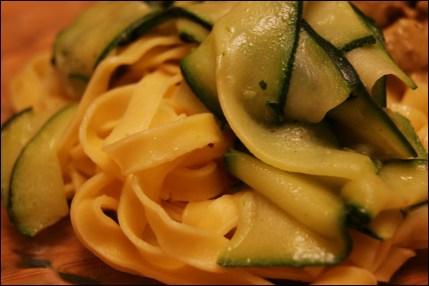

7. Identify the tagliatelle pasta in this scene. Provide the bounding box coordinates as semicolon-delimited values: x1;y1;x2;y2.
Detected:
10;53;71;113
4;2;428;285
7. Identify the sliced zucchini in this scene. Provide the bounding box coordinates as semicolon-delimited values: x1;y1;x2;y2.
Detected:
8;104;77;236
53;2;214;97
181;6;363;124
348;159;427;240
213;1;302;123
328;90;417;160
348;208;404;241
283;21;358;123
305;2;414;103
53;2;155;96
348;4;388;107
177;20;210;43
176;1;237;43
224;150;346;239
349;2;385;45
379;160;428;208
218;191;349;267
216;65;375;179
387;111;427;158
180;34;221;118
219;94;375;179
1;109;46;206
303;1;375;51
214;13;375;179
342;159;428;231
342;173;392;223
371;76;387;107
344;5;416;94
346;43;416;94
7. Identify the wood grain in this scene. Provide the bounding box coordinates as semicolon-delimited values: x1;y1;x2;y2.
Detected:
1;2;427;285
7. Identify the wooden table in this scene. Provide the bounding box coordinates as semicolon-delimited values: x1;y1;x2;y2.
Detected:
1;2;428;285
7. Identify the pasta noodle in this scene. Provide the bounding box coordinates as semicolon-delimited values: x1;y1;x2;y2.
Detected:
312;266;378;285
10;53;70;113
6;3;428;284
373;247;415;282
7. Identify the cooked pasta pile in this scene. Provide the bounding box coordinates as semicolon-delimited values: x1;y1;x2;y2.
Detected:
4;2;428;285
8;30;427;284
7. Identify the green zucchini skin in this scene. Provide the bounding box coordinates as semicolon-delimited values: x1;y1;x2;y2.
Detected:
387;111;428;159
53;3;213;97
180;4;419;160
328;89;417;160
215;1;303;123
340;35;376;53
303;1;375;52
300;21;418;160
301;21;359;90
107;6;212;48
181;5;378;123
283;20;360;123
349;3;405;110
224;150;346;239
183;2;303;123
349;2;385;45
8;105;76;236
1;108;33;205
90;6;213;68
1;109;50;208
346;2;416;94
275;3;303;118
284;23;355;123
305;14;418;160
220;150;351;267
371;76;387;107
175;2;238;43
177;21;210;43
345;204;379;239
345;159;428;239
180;34;223;119
1;108;31;131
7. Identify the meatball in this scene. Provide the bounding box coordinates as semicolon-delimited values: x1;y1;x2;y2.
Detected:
384;18;428;72
352;1;416;27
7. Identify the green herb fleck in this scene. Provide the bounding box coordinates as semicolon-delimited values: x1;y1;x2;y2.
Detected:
259;80;268;90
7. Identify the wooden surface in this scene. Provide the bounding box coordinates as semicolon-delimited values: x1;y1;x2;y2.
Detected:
1;2;428;285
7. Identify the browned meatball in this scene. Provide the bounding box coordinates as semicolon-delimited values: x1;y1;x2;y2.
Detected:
384;18;428;72
352;1;416;27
